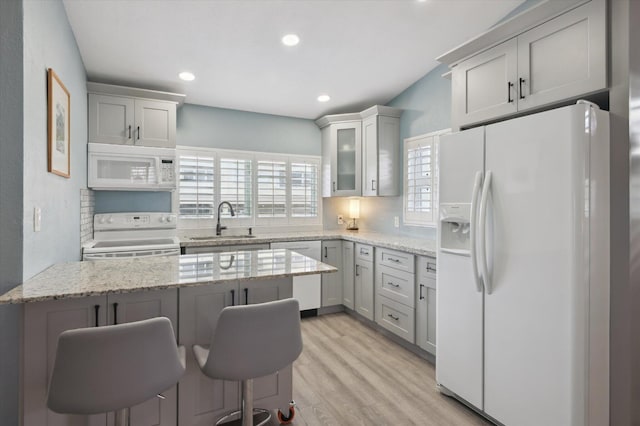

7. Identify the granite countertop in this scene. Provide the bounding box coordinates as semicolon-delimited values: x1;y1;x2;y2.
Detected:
180;230;438;257
0;249;337;305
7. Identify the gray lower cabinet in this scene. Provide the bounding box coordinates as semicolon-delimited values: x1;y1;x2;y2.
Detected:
354;244;375;320
416;256;437;354
178;278;293;426
24;296;108;426
23;290;178;426
374;248;416;343
321;240;343;307
342;241;355;309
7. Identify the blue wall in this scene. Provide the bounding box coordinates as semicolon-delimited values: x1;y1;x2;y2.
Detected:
94;104;320;213
22;0;88;278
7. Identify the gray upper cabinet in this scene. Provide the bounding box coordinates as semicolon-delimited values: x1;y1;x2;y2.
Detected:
317;105;402;198
452;38;519;127
88;82;183;148
450;0;606;128
361;106;402;197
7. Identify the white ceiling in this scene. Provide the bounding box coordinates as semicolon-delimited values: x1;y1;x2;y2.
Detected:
63;0;524;120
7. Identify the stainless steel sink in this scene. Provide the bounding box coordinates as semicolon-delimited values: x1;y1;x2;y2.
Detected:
189;235;256;241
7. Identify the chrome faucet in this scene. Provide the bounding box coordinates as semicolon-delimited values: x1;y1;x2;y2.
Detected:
216;201;235;236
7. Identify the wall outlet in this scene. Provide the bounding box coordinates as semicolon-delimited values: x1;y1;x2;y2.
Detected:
337;215;344;225
394;216;399;228
34;207;42;232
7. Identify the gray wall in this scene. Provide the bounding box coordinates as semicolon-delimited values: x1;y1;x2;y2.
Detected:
0;0;23;422
94;103;321;213
323;64;451;239
22;0;88;278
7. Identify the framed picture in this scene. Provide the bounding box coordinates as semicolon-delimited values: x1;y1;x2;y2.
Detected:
47;68;70;178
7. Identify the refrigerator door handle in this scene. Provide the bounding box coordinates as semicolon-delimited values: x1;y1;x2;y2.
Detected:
470;171;484;293
479;170;493;294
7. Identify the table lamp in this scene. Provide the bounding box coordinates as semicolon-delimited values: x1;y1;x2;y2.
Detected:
347;199;360;231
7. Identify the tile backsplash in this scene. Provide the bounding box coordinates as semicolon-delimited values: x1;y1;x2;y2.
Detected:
80;189;95;245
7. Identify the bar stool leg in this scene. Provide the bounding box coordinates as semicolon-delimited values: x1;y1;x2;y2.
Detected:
242;379;253;426
115;407;130;426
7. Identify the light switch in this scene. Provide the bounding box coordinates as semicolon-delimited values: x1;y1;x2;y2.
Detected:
337;215;344;225
34;207;42;232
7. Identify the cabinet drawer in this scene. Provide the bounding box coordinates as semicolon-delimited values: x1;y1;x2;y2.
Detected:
375;295;415;344
355;243;374;262
376;247;415;273
376;264;415;308
417;256;437;283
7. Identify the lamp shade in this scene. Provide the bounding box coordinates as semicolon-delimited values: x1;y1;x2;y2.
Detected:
349;199;360;219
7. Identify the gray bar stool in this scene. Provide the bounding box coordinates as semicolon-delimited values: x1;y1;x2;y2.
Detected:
47;317;186;426
193;298;302;426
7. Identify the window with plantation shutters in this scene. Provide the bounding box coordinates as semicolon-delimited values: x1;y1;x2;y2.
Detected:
175;146;321;228
178;153;215;219
403;130;448;226
219;156;252;218
257;160;287;220
290;161;318;218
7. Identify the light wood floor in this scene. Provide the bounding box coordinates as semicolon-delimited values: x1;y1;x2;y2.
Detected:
267;312;492;426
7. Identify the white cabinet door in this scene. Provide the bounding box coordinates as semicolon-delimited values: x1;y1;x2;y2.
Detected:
361;115;378;197
321;241;343;307
342;241;355;309
354;259;374;321
517;0;606;112
362;114;401;197
134;99;177;148
23;297;108;426
88;93;135;145
106;290;178;426
330;121;362;196
415;257;437;355
178;282;239;426
452;38;518;127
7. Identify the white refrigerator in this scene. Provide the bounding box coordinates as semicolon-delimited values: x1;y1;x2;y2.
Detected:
436;102;610;426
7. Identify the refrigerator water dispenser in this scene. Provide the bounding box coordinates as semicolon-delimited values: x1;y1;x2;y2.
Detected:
439;203;472;255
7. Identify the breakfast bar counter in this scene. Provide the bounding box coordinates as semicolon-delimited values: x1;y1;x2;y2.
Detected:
0;248;336;304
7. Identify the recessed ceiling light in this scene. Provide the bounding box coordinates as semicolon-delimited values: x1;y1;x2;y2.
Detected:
178;71;195;81
282;34;300;47
317;94;331;103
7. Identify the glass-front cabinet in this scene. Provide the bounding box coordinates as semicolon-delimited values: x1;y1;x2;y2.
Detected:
318;115;362;197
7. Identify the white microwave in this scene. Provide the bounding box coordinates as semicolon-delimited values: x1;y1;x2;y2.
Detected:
88;143;176;191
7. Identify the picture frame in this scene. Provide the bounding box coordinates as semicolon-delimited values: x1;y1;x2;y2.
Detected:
47;68;70;178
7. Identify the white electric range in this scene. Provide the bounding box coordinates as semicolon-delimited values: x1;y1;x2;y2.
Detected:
82;212;180;260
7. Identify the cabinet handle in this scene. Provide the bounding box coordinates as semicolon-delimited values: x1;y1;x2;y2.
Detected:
371;179;376;191
231;289;235;306
137;126;140;141
94;305;100;327
387;257;400;263
244;288;249;305
113;303;118;325
387;313;399;321
427;265;437;273
356;264;360;276
324;247;328;258
507;82;514;103
128;125;131;139
419;284;425;300
519;78;526;99
360;248;369;255
387;282;400;288
332;181;336;192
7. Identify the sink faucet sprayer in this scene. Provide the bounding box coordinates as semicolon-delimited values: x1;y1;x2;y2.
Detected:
216;201;235;236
